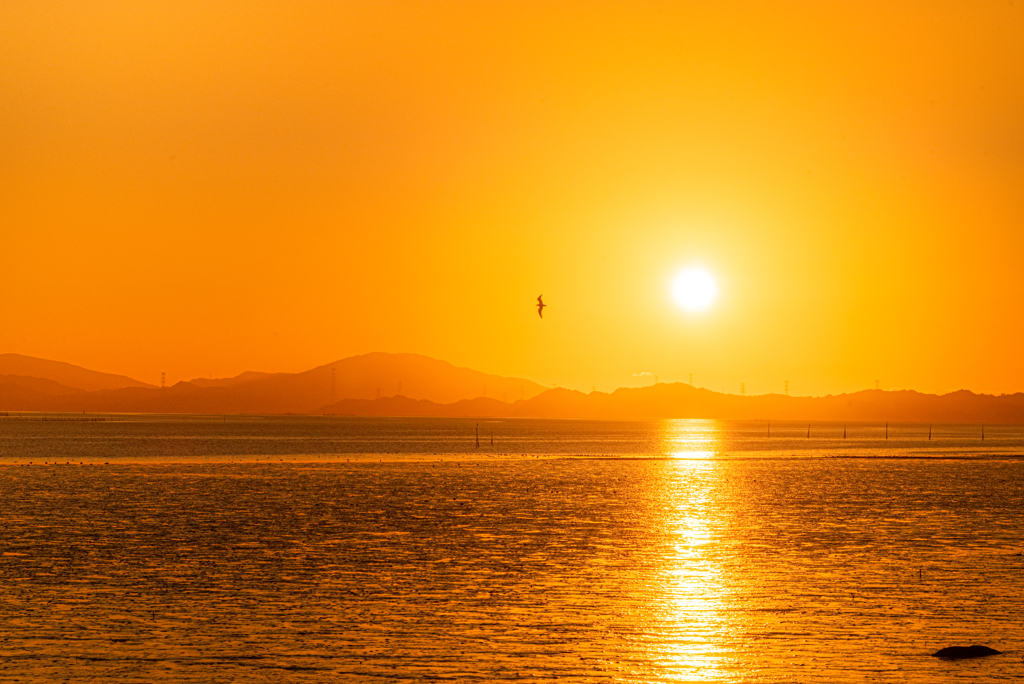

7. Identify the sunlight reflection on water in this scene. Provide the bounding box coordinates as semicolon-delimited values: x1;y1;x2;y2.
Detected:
659;461;727;681
663;418;724;458
0;418;1022;682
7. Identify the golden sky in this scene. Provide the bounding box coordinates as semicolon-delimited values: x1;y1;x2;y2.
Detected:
2;1;1023;396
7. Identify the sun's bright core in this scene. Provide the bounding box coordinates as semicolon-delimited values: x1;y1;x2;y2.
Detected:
672;268;717;311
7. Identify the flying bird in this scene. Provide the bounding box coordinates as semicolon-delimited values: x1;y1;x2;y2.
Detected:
536;295;546;318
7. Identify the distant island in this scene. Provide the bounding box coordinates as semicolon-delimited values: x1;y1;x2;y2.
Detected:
2;352;1024;422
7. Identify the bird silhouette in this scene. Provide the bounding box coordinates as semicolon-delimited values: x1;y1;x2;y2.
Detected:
536;295;546;318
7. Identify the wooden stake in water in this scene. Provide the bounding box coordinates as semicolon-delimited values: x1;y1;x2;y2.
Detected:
885;421;888;440
807;424;810;438
843;425;846;439
982;425;985;441
475;424;480;449
928;424;932;440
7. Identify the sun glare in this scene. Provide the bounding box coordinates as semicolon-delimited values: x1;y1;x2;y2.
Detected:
672;268;717;311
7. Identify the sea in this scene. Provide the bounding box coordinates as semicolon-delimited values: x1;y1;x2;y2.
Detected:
0;414;1021;682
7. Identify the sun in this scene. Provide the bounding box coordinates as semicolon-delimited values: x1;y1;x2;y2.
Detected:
672;268;717;311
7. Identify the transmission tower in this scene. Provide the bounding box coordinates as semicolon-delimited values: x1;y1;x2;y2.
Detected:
784;380;789;395
161;372;165;389
740;382;746;396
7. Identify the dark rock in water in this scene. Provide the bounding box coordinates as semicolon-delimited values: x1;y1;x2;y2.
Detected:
932;645;1002;659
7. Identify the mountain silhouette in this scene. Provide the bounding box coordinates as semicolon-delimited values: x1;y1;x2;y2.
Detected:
0;352;547;414
3;353;1024;422
0;353;155;391
322;382;1024;423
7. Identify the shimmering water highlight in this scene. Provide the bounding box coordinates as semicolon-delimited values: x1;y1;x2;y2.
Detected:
0;417;1020;682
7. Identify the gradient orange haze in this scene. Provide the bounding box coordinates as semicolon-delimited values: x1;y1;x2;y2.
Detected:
2;1;1023;396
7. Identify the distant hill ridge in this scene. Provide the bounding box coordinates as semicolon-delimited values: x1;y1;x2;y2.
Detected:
2;353;1024;422
0;352;548;414
0;353;156;391
323;382;1024;423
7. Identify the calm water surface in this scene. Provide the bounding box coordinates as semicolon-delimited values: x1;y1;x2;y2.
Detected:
0;416;1021;682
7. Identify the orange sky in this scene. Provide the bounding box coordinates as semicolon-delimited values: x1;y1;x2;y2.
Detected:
2;1;1023;396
